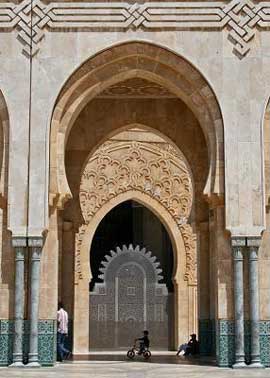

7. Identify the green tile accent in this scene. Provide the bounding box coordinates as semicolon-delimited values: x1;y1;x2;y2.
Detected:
216;320;234;367
0;320;13;365
38;320;57;366
0;319;56;366
260;322;270;367
216;320;270;367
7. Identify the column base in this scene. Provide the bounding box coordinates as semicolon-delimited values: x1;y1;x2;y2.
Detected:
26;361;41;368
232;361;247;369
9;361;25;368
248;362;264;368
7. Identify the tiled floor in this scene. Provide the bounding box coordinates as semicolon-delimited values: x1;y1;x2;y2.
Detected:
1;359;270;378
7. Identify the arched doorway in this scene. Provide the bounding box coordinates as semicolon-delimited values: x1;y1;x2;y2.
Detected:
48;41;225;358
89;200;174;350
70;128;197;354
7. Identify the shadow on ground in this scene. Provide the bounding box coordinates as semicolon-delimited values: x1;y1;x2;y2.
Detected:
72;354;216;366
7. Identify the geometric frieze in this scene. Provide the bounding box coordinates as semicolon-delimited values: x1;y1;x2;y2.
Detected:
80;141;193;227
0;0;269;58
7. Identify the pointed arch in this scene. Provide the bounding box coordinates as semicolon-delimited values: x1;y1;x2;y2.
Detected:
73;190;195;354
49;41;224;211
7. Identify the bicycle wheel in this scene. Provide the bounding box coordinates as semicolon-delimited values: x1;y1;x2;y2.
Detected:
143;350;151;359
127;349;135;359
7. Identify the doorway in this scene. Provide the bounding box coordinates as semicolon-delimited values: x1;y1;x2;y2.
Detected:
89;200;174;350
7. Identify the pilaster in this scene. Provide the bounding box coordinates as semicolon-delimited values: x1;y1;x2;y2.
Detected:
9;237;27;368
26;237;43;368
246;237;264;368
231;237;246;368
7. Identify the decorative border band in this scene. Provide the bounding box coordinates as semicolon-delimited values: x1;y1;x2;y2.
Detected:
0;0;270;58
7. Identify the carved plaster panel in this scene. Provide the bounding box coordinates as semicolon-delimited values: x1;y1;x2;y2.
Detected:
74;224;87;284
78;140;197;286
79;140;193;226
0;0;269;58
180;224;197;286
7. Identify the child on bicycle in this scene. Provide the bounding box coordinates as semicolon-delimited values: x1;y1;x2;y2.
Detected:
136;330;150;354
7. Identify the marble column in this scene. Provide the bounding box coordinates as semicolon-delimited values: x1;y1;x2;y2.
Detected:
27;237;43;367
247;238;264;368
9;237;27;368
232;238;246;368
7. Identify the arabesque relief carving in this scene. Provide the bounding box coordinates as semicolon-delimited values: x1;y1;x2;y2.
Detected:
74;224;87;284
80;141;193;226
180;224;197;286
78;140;197;285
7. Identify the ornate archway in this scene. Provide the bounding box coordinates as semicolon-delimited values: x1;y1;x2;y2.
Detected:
49;41;224;213
73;137;197;353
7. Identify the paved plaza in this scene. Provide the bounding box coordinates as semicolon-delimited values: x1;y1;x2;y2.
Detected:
1;361;270;378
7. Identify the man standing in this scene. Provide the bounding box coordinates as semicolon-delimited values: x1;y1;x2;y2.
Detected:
57;302;71;361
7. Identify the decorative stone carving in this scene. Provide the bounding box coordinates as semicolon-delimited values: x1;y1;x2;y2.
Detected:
0;0;269;58
98;78;176;99
180;224;197;286
74;224;87;283
78;140;197;286
80;141;193;227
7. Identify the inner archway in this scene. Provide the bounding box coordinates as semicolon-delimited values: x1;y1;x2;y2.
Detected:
89;200;174;350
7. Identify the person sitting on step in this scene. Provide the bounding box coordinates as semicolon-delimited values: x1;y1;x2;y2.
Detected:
176;333;199;356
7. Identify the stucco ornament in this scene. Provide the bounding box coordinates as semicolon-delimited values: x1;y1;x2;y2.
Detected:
78;140;197;286
79;141;193;226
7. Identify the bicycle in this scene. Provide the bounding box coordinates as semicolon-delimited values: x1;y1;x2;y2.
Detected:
127;339;151;360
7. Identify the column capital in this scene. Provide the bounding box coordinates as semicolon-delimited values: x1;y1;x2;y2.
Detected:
231;238;245;261
247;237;261;248
231;237;246;247
12;237;27;248
28;236;43;248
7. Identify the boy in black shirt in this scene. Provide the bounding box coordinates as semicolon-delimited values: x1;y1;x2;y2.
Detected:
136;330;150;354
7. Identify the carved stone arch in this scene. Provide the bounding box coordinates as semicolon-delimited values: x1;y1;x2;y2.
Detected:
49;41;224;211
79;140;193;227
75;190;191;286
76;138;197;286
79;122;195;183
73;189;196;353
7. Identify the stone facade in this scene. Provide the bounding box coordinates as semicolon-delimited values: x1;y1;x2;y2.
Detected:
0;0;270;368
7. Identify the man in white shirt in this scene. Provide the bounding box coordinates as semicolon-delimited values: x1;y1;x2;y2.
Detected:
57;302;71;361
